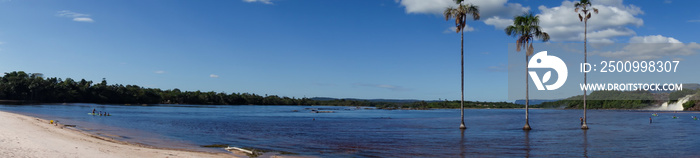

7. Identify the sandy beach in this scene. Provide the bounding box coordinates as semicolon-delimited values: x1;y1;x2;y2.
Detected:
0;110;237;158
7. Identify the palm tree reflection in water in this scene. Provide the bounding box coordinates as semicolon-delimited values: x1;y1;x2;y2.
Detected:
583;130;589;158
524;130;531;158
460;129;466;158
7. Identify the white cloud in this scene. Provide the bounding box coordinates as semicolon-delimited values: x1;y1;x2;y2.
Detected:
57;10;94;23
664;0;672;4
209;74;219;78
443;25;474;34
587;38;614;43
537;0;643;42
154;70;166;74
462;0;530;20
629;35;681;43
396;0;529;28
396;0;456;14
243;0;273;5
73;17;94;22
688;20;700;23
598;35;700;60
57;10;89;17
397;0;646;42
483;16;512;29
583;28;635;43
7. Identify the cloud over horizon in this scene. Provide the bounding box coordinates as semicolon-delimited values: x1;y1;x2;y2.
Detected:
598;35;700;60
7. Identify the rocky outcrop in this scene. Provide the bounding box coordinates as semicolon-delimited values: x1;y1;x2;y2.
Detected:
684;94;700;111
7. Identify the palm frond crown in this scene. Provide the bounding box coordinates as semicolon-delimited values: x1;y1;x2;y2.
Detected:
574;0;598;21
504;13;550;56
443;4;480;33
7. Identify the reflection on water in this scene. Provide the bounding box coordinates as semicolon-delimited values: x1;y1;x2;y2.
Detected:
583;130;588;158
460;129;466;158
525;130;530;158
1;104;700;157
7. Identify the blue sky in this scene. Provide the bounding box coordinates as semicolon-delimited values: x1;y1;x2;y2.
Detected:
0;0;698;101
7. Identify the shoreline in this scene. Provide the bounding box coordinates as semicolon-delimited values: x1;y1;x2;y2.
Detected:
0;110;241;158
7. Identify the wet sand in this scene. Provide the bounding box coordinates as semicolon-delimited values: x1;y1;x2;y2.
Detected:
0;110;238;158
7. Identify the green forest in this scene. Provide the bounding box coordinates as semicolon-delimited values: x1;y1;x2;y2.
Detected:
0;71;523;109
538;89;700;110
0;71;367;106
5;71;695;110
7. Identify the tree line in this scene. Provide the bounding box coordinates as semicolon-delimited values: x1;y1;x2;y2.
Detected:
538;90;664;109
4;71;682;110
0;71;521;108
0;71;368;106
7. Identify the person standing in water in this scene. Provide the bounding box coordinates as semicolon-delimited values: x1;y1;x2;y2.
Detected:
92;108;96;114
580;117;583;125
650;117;652;124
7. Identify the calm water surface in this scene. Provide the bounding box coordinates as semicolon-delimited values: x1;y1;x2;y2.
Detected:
1;104;699;157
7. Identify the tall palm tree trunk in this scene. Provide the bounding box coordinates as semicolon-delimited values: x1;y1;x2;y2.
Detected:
524;49;531;130
582;19;589;130
460;30;466;129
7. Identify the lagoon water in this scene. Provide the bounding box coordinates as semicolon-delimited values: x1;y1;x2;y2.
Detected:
1;104;699;157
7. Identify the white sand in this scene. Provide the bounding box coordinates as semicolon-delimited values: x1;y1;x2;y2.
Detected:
0;111;238;158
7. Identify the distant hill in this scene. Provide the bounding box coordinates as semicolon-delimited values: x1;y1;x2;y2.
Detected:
683;83;700;90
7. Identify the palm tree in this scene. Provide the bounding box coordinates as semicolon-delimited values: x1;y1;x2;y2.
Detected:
575;0;598;130
505;13;550;130
444;1;480;129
